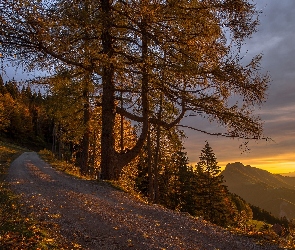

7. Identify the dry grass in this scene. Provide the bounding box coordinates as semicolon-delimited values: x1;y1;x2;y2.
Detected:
38;149;82;178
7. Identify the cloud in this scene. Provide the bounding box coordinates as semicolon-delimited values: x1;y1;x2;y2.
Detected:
184;1;295;174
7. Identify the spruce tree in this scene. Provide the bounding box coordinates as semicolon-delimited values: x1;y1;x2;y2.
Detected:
196;142;236;226
176;156;199;216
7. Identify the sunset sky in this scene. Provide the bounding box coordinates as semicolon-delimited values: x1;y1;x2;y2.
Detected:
183;0;295;174
2;1;294;174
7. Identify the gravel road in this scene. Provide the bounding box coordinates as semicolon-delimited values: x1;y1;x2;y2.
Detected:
5;152;282;250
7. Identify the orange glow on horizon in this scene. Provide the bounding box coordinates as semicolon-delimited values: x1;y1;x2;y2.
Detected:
190;153;295;174
218;153;295;174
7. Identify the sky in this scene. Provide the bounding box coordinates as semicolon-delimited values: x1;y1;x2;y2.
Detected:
1;1;294;174
183;0;295;174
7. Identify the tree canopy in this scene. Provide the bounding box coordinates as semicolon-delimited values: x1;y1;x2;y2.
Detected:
0;0;269;180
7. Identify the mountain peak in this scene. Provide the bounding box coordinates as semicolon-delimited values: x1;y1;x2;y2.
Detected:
225;162;245;169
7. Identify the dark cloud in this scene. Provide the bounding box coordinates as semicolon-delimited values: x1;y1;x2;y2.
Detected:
184;1;295;173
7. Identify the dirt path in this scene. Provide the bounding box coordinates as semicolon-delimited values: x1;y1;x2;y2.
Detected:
6;152;281;250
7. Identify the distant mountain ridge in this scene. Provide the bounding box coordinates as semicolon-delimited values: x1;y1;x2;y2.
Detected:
280;171;295;177
222;162;295;220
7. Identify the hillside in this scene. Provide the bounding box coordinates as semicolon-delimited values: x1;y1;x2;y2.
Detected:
3;152;282;250
222;162;295;220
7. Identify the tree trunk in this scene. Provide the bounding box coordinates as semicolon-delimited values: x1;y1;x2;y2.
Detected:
100;0;117;180
153;94;163;203
79;1;92;176
147;128;154;202
100;5;150;180
80;83;90;175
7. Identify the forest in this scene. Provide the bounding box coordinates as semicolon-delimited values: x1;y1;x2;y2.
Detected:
0;76;293;230
0;77;247;227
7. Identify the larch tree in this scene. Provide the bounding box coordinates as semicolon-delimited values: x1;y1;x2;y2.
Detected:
46;73;90;162
1;0;269;180
47;71;138;179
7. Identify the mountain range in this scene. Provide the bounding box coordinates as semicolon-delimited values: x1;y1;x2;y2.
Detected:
222;162;295;220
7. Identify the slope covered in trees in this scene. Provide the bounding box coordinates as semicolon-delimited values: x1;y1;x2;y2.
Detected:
0;77;50;148
136;142;253;227
222;162;295;220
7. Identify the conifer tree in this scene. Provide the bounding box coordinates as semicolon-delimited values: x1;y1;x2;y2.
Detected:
196;142;236;226
170;151;199;215
0;76;5;93
0;93;12;131
136;127;185;203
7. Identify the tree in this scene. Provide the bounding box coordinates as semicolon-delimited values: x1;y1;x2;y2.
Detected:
165;151;199;215
196;142;236;226
0;77;10;132
46;74;87;161
0;75;6;94
229;193;253;229
1;0;269;180
136;126;185;203
0;93;12;132
47;72;139;179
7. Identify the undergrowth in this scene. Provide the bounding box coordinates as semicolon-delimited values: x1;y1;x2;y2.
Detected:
38;149;82;179
38;149;148;204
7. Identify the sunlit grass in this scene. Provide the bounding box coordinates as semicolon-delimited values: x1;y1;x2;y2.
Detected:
38;149;83;178
248;220;271;231
229;219;295;249
38;149;148;204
